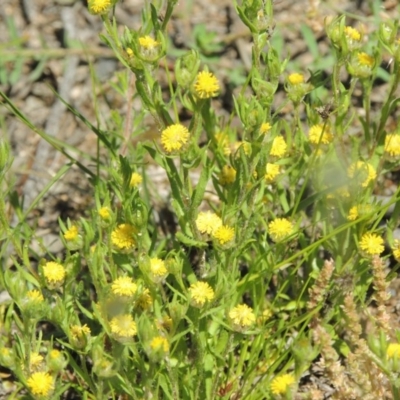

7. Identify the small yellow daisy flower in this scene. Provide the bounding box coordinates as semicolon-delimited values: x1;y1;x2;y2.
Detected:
214;132;230;154
268;218;294;242
232;141;251;157
49;350;61;360
288;73;304;85
229;304;256;329
161;124;190;153
29;352;44;369
270;374;296;395
63;226;78;241
347;161;376;187
26;290;44;302
392;240;400;262
150;257;168;281
27;372;54;396
111;276;137;297
384;134;400;157
359;232;384;256
111;224;136;250
196;211;222;235
219;165;236;185
213;225;235;245
270;136;287;158
99;207;111;220
70;324;91;340
110;314;137;337
43;262;66;284
194;71;220;99
130;172;143;187
357;52;374;67
344;26;361;41
150;336;169;352
88;0;111;15
138;36;159;50
136;288;153;310
308;124;333;144
265;163;280;183
189;281;215;307
260;122;272;134
347;204;372;221
387;343;400;358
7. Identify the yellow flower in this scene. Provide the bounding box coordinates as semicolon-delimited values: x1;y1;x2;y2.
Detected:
99;207;111;220
214;132;230;155
229;304;256;329
308;124;333;144
387;343;400;358
357;52;374;67
111;276;137;297
138;36;159;50
30;352;44;369
136;288;153;310
219;165;236;185
232;141;251;157
359;232;384;256
260;122;272;134
347;161;376;187
270;374;296;395
384;134;400;157
158;315;173;332
111;224;136;250
150;336;169;352
110;314;137;337
196;211;222;235
130;172;143;187
63;226;78;241
270;136;287;158
347;204;372;221
88;0;111;14
150;258;168;279
189;282;215;307
265;163;280;183
288;73;304;85
161;124;189;153
43;262;66;284
344;26;361;41
213;225;234;245
70;324;91;340
268;218;294;242
392;240;400;262
49;350;61;360
194;71;220;99
26;290;44;302
27;372;53;396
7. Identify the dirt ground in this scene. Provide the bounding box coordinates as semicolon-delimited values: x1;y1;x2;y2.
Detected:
1;0;400;398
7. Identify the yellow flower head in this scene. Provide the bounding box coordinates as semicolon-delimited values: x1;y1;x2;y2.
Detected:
88;0;111;15
194;71;220;99
110;314;137;337
308;124;333;144
347;161;376;187
344;26;361;41
213;225;235;245
49;349;61;360
387;343;400;359
347;204;372;221
111;276;137;297
232;141;251;157
229;304;256;329
130;172;143;187
268;218;294;242
138;36;159;50
111;224;136;250
265;163;280;183
70;324;91;340
150;258;168;279
260;122;272;134
26;290;44;302
219;165;236;185
214;131;230;154
161;124;189;153
29;352;44;369
196;211;222;235
270;136;287;158
99;207;111;220
43;262;66;284
385;134;400;157
150;336;169;352
392;240;400;262
189;281;215;307
359;232;384;256
357;52;374;67
136;288;153;310
27;372;54;397
270;374;296;395
63;226;78;241
288;73;304;85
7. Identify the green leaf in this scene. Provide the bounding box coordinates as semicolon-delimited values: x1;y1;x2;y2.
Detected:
175;231;208;249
